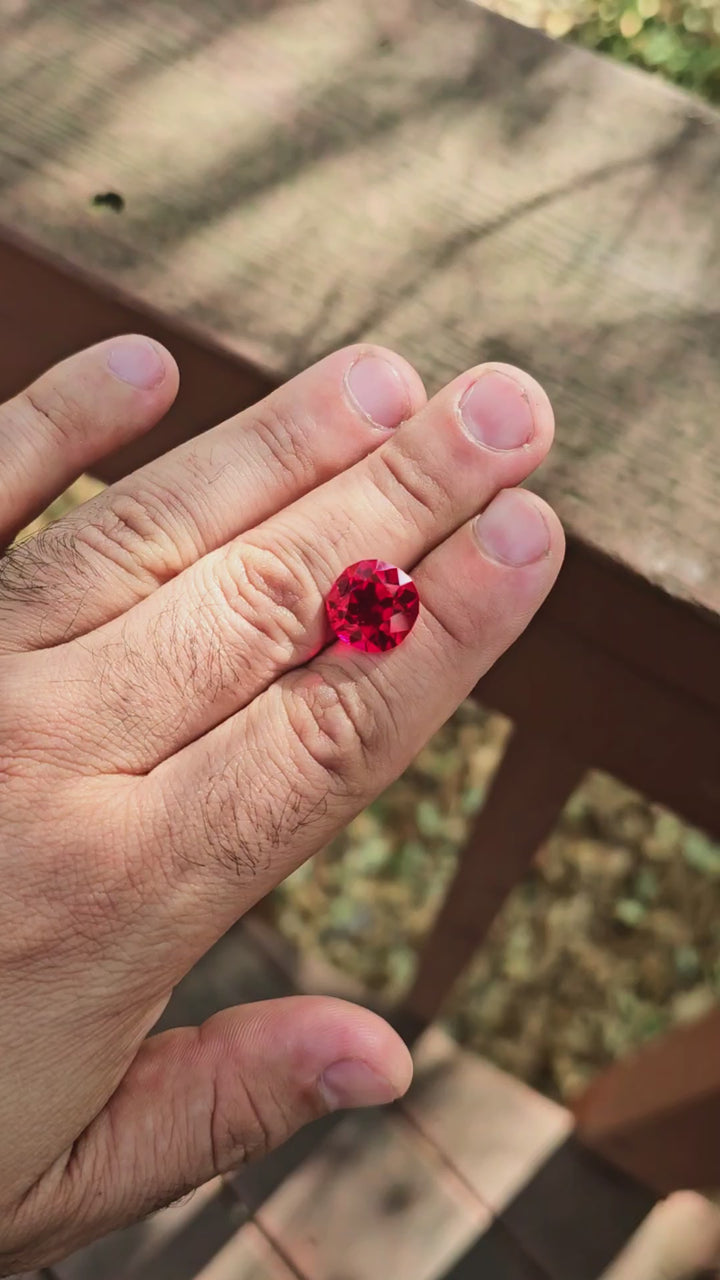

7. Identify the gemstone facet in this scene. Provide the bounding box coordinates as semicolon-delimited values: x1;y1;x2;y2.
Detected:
325;559;419;653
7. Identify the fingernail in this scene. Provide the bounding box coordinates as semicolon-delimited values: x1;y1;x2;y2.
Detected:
318;1059;400;1110
460;371;534;450
344;355;409;430
475;489;550;566
107;337;166;389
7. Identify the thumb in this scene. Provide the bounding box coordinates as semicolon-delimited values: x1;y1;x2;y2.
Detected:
5;996;412;1272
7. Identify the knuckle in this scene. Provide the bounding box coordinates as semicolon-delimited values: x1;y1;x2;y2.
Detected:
212;541;318;661
212;1073;273;1168
252;401;317;489
369;444;451;531
16;382;81;448
281;665;391;793
200;1018;300;1169
74;488;190;589
420;589;479;651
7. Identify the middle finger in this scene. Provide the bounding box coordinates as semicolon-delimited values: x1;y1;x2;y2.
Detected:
59;363;553;773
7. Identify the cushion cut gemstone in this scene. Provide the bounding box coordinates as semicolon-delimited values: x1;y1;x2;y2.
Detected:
325;559;419;653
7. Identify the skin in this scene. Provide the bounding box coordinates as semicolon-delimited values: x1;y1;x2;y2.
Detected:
0;335;564;1272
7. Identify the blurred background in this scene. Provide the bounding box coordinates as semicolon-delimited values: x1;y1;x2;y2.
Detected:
481;0;720;102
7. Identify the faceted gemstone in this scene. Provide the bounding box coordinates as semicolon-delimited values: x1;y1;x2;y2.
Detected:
325;559;419;653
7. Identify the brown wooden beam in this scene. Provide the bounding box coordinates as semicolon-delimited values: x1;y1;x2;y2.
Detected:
478;607;720;840
573;1007;720;1193
403;726;585;1027
0;226;275;478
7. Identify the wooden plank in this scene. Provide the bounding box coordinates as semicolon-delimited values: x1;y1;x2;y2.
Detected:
599;1192;720;1280
1;228;717;742
230;1115;344;1216
573;1007;720;1193
401;1033;656;1280
194;1223;305;1280
542;541;720;721
499;1138;657;1280
440;1219;550;1280
0;0;719;617
256;1108;493;1280
403;729;584;1026
402;1029;572;1212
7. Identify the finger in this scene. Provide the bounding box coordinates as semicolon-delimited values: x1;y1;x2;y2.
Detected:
69;364;554;773
133;487;563;959
6;997;411;1268
0;345;423;651
0;336;178;547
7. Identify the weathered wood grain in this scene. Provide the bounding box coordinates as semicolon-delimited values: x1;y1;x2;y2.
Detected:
0;0;719;614
256;1108;493;1280
194;1223;304;1280
402;1029;572;1212
478;596;720;836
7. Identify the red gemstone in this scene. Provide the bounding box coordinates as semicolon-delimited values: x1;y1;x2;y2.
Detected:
325;559;419;653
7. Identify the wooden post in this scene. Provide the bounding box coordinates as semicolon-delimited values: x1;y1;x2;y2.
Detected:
402;725;585;1029
574;1007;720;1193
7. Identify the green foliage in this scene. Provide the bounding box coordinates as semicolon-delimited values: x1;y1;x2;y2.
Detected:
674;944;701;979
682;829;720;876
570;0;720;100
614;897;647;927
634;868;660;902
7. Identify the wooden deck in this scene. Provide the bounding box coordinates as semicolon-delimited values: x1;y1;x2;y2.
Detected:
19;920;720;1280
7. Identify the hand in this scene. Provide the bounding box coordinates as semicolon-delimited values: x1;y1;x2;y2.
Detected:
0;336;563;1270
